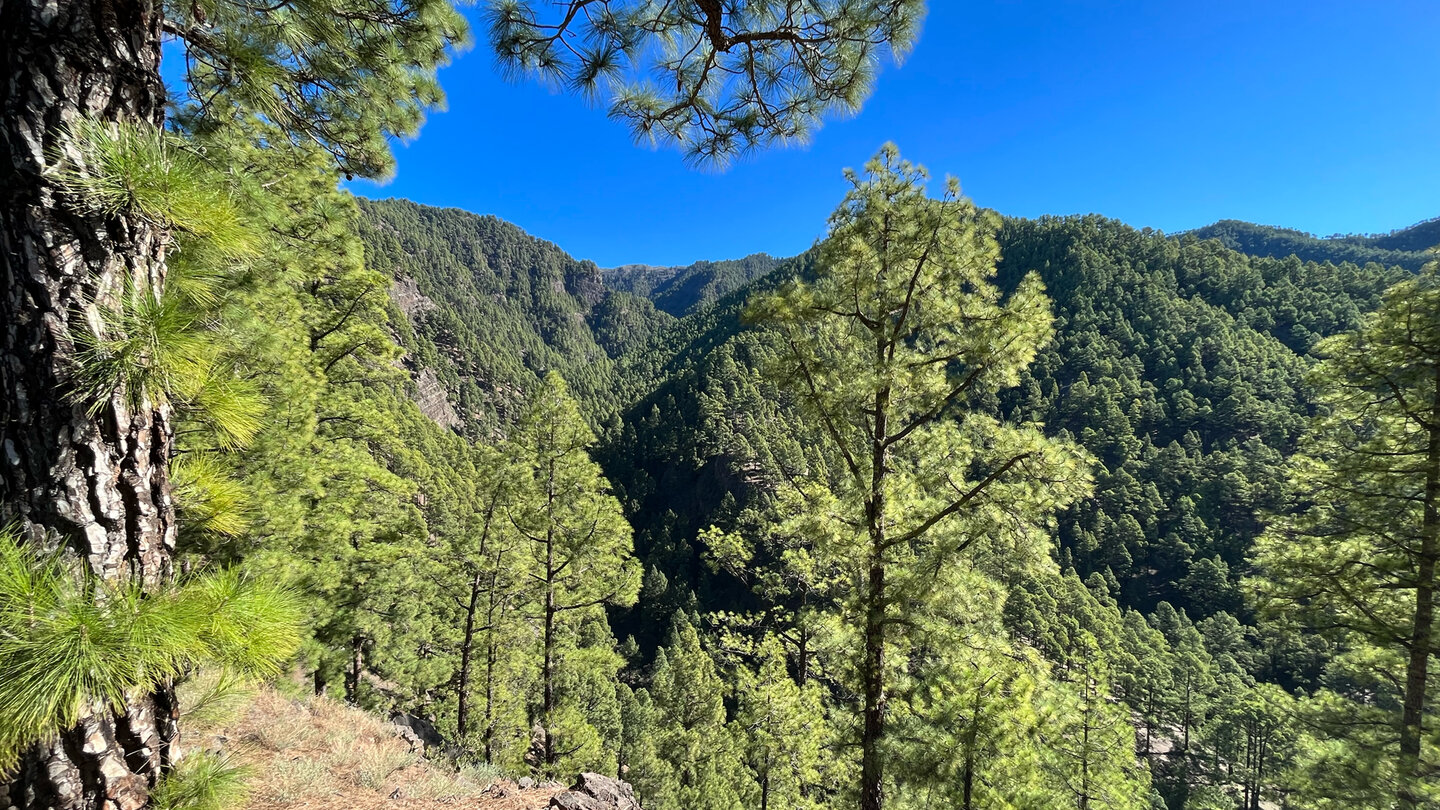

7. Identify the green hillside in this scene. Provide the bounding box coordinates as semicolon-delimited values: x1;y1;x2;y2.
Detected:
602;253;778;317
1190;217;1437;270
348;201;1409;634
596;215;1406;635
356;197;673;432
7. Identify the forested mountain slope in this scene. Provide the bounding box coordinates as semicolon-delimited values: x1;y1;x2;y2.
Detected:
602;253;777;317
350;199;1407;627
1363;216;1440;252
1190;217;1438;270
356;198;673;432
593;215;1406;633
342;197;1429;808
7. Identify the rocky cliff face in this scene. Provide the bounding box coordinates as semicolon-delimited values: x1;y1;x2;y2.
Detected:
413;367;462;429
390;275;437;319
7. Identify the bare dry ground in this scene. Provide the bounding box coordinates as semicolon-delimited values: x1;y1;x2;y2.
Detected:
182;680;558;810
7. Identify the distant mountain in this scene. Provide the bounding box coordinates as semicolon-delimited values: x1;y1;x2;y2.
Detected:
356;197;673;433
1189;217;1437;270
1356;217;1440;253
602;253;777;317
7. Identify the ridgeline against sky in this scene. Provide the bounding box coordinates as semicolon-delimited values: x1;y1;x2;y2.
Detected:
350;0;1440;267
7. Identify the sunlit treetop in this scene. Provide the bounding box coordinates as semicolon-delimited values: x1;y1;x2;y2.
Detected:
485;0;926;165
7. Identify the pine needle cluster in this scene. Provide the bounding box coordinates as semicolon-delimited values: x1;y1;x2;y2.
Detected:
149;751;251;810
0;534;302;773
52;118;255;255
485;1;925;165
52;120;268;456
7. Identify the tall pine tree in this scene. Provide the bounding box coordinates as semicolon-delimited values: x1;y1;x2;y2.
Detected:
749;144;1092;810
1252;266;1440;808
510;372;640;775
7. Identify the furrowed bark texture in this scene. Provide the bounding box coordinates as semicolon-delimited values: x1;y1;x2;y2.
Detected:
0;0;176;805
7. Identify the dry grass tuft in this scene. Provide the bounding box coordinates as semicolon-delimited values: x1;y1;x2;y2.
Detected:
183;683;559;810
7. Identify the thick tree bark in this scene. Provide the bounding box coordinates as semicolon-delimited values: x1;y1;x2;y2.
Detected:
1397;364;1440;810
0;0;177;805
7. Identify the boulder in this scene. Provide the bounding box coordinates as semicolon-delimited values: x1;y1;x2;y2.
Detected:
390;723;423;753
550;793;605;810
388;712;446;750
549;773;641;810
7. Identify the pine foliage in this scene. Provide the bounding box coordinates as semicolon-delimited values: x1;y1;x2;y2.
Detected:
484;1;925;164
149;751;251;810
0;535;300;772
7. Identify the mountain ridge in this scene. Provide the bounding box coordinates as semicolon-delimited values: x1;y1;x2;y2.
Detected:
1186;215;1438;270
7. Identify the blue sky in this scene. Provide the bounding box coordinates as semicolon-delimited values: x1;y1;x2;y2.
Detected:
346;1;1439;268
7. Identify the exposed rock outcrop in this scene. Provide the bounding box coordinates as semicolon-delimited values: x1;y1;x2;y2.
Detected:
414;367;461;429
549;773;642;810
389;711;447;752
390;274;436;320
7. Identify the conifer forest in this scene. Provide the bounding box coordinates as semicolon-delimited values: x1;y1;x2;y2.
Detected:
2;2;1438;809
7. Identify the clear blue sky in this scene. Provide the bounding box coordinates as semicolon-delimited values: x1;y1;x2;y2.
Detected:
348;1;1440;268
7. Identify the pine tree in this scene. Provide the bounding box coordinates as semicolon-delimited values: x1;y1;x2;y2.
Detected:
1206;681;1294;810
638;617;756;810
748;144;1092;810
0;0;463;802
510;372;641;776
893;603;1048;810
1039;632;1150;810
998;568;1155;808
1251;266;1440;808
733;635;829;810
618;682;669;800
423;442;533;757
485;1;926;164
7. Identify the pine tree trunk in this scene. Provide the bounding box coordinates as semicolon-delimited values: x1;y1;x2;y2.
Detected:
483;561;505;764
480;500;506;763
1079;685;1092;810
0;0;177;806
347;635;365;705
543;559;556;772
1249;729;1265;810
484;636;499;763
860;559;885;810
1397;364;1440;810
860;380;890;810
456;573;483;738
539;452;559;775
796;599;810;686
962;688;981;810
